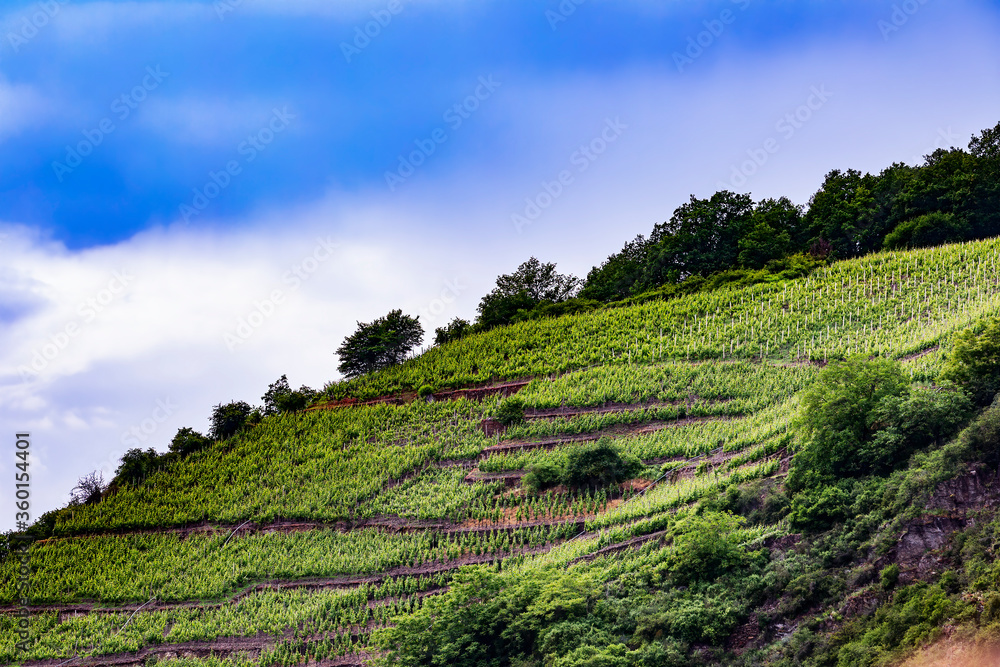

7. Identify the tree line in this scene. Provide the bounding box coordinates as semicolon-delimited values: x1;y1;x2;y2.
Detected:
335;121;1000;379
68;374;318;508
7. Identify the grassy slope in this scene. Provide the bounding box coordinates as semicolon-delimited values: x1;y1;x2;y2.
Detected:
4;238;1000;666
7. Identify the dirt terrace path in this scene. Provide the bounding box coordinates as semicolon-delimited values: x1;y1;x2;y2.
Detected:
36;510;593;549
11;525;683;667
570;529;670;564
521;399;731;420
309;379;531;411
466;442;766;486
482;415;739;456
13;635;377;667
40;415;741;544
1;544;557;615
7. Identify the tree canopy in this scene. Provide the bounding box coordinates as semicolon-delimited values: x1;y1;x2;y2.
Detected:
209;400;254;441
941;317;1000;405
336;309;424;378
476;258;579;330
579;121;1000;305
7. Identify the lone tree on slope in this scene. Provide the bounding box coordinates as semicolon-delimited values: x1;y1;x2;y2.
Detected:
477;257;580;329
336;309;424;379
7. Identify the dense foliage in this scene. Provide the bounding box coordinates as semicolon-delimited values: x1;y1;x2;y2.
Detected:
581;122;1000;303
523;438;643;493
8;234;1000;667
940;316;1000;405
476;257;581;330
336;309;424;379
324;239;1000;401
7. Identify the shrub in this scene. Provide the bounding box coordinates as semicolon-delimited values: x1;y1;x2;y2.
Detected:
523;459;564;494
787;357;908;491
883;211;969;249
417;385;434;399
168;427;211;456
563;438;642;491
868;383;973;472
962;397;1000;466
209;401;254;441
114;448;163;487
667;511;747;584
434;317;472;345
495;397;526;427
940;317;1000;406
788;484;851;532
880;564;900;591
263;375;318;414
70;471;107;505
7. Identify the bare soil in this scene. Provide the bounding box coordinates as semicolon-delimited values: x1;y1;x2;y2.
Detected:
0;544;554;615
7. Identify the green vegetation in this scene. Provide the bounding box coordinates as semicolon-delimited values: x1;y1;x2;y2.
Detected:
941;316;1000;405
336;308;424;379
209;400;255;441
523;438;643;493
476;257;580;330
494;396;526;427
8;124;1000;666
323;238;1000;401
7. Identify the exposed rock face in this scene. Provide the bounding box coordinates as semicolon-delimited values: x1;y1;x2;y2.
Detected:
895;465;1000;579
896;515;965;578
926;466;1000;514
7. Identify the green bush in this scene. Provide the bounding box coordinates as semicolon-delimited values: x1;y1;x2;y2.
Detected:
417;385;435;399
666;511;747;584
941;317;1000;406
563;438;642;491
496;397;526;427
523;459;564;494
522;439;642;493
880;564;900;591
167;427;211;457
868;383;972;472
788;357;909;491
883;211;970;249
209;400;254;441
788;484;851;532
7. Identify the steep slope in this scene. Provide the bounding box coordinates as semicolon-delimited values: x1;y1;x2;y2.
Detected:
3;238;1000;667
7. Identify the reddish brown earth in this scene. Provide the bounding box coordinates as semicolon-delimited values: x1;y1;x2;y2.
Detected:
14;635;377;667
0;544;555;615
309;380;531;412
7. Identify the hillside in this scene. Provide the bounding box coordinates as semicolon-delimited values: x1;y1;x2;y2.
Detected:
4;238;1000;667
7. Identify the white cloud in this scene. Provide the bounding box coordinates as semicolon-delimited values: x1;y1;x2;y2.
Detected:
0;198;496;528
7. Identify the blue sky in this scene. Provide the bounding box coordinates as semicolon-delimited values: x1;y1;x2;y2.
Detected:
2;0;1000;528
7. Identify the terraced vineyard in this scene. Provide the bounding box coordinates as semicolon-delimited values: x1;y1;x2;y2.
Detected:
4;239;1000;666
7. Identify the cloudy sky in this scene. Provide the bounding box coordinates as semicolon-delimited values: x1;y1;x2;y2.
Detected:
1;0;999;529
